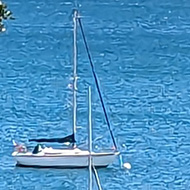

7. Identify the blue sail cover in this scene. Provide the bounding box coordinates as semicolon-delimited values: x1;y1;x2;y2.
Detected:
29;134;76;144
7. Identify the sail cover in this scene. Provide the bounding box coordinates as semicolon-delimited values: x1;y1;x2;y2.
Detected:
29;133;76;144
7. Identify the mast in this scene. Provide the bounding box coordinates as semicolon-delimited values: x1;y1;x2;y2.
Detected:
88;86;103;190
88;86;93;190
73;10;78;142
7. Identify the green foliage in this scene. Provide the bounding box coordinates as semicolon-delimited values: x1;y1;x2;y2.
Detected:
0;1;14;32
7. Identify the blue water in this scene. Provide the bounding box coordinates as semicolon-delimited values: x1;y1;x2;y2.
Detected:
1;0;190;189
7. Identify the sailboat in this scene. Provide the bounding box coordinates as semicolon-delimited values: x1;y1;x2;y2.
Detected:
12;10;119;168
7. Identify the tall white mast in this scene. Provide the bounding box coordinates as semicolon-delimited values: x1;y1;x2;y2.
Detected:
73;10;78;140
88;86;103;190
88;86;93;190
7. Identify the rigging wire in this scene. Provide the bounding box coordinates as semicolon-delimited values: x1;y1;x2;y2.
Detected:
78;17;117;150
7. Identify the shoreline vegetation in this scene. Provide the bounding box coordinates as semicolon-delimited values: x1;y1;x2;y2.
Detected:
0;0;14;32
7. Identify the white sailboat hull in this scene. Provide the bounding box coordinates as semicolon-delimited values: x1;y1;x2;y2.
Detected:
12;148;119;168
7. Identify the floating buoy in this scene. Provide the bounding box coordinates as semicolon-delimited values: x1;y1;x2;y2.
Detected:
123;162;131;170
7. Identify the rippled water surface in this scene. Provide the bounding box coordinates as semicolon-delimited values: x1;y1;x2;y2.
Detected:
1;0;190;189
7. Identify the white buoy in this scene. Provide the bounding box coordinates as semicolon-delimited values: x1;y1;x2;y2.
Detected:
1;27;6;32
123;162;131;170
